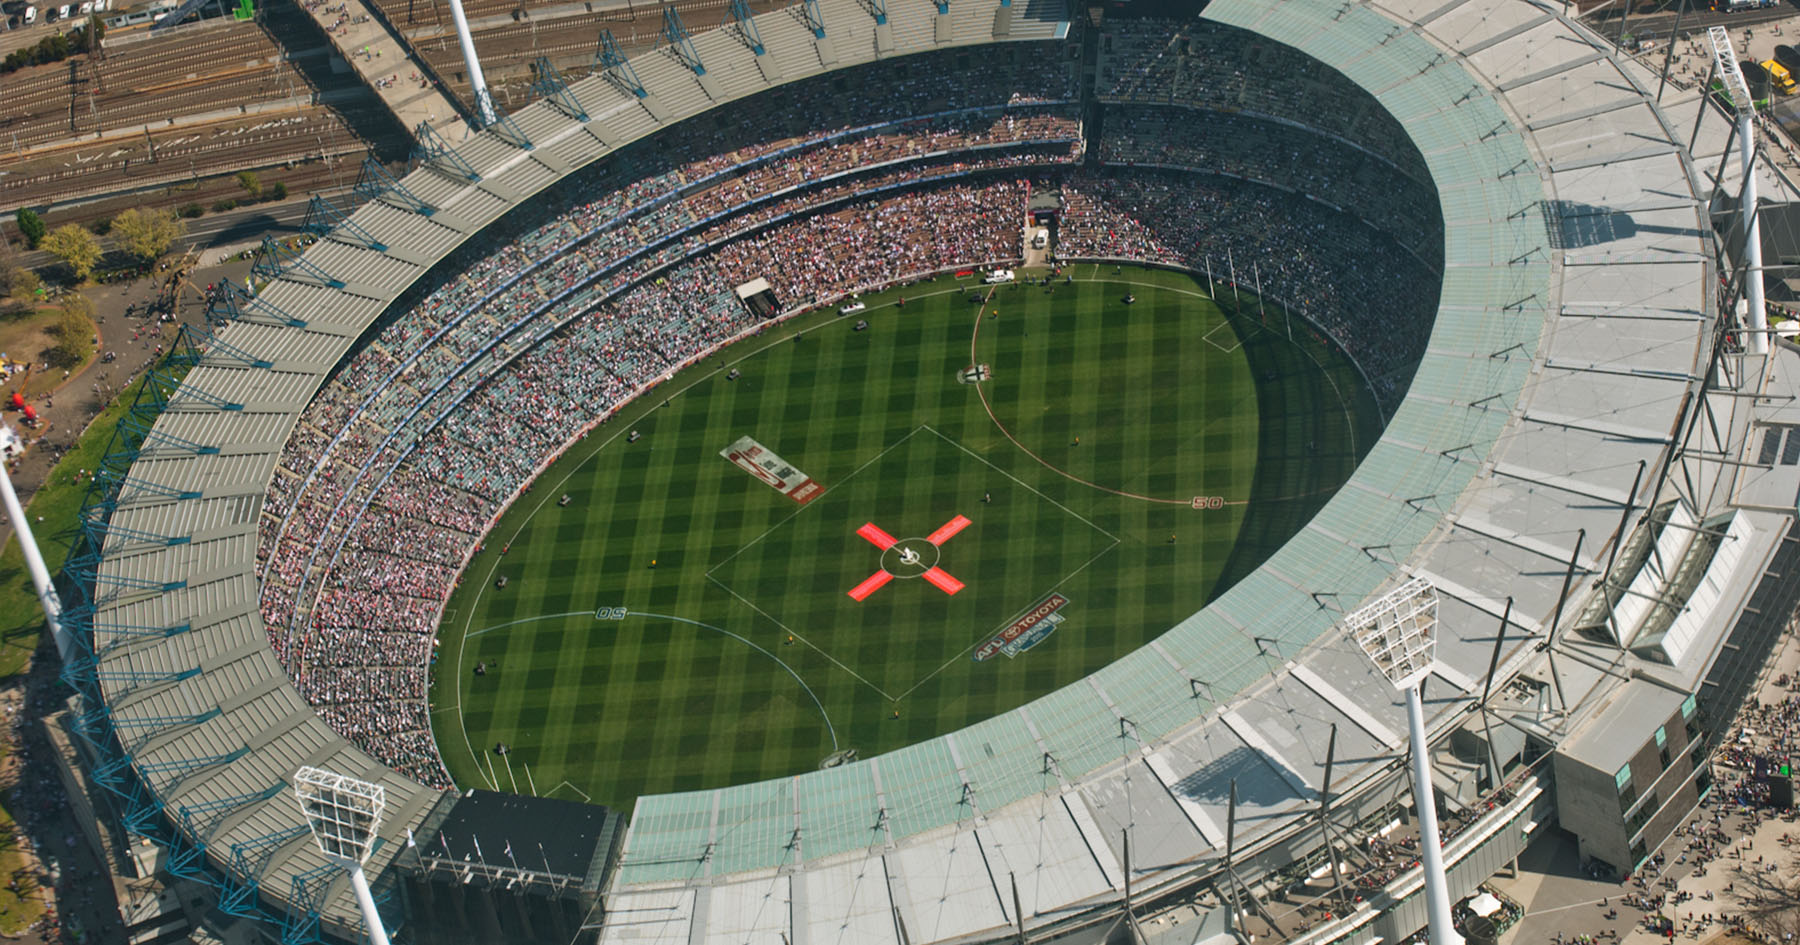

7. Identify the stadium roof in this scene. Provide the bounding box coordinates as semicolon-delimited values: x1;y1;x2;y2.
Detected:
82;0;1750;938
84;0;1070;933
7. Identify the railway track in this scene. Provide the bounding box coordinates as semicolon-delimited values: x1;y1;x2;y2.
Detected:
1;105;374;207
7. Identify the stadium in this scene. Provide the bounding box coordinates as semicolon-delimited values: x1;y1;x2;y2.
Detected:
35;0;1800;941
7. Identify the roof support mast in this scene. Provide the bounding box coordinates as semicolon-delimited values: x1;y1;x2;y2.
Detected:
446;0;496;128
1708;26;1767;355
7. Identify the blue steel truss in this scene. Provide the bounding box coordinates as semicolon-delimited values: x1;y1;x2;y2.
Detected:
177;783;286;845
485;102;534;151
78;513;192;556
868;0;888;24
729;0;765;53
84;615;193;656
301;194;387;252
133;744;246;780
251;236;346;290
531;57;588;121
55;337;317;942
283;863;339;945
208;278;309;330
935;0;948;13
144;365;244;412
174;324;275;370
664;8;706;75
410;122;480;182
65;559;185;595
220;824;310;919
598;30;648;97
92;664;200;686
111;706;220;733
357;156;438;214
804;0;826;37
91;465;202;505
114;418;220;459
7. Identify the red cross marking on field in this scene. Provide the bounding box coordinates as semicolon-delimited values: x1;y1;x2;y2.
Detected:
847;515;971;601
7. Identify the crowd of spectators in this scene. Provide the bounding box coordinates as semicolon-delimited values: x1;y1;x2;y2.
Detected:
1055;168;1438;405
1097;104;1441;266
256;48;1079;782
265;174;1030;784
1095;17;1429;184
253;26;1444;784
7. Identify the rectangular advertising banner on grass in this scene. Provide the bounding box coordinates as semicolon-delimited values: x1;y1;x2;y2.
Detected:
975;593;1070;661
721;435;822;504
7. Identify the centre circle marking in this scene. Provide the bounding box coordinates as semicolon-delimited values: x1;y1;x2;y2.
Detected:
880;538;940;578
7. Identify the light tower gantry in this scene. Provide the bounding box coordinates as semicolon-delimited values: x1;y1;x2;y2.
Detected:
1347;577;1463;945
294;766;391;945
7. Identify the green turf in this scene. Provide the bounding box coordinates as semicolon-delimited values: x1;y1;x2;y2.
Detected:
431;264;1381;808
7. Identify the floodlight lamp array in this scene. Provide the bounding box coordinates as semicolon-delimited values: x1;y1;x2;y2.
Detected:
1344;576;1440;689
294;766;385;866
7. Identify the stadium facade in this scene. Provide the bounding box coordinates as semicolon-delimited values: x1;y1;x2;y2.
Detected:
53;0;1800;941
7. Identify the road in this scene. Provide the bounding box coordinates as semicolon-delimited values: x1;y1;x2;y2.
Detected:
1582;2;1800;44
5;190;362;270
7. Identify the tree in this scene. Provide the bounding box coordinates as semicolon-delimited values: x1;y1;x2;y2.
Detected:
40;225;101;282
236;170;263;201
111;207;185;262
49;295;92;368
0;261;40;312
15;210;44;250
267;181;287;202
8;270;41;310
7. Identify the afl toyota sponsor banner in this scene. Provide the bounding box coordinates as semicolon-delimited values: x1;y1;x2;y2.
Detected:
974;593;1070;661
720;436;823;504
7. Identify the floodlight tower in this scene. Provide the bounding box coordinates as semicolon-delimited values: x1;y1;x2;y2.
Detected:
1708;25;1768;355
1347;577;1462;945
444;0;497;128
294;766;392;945
0;422;73;664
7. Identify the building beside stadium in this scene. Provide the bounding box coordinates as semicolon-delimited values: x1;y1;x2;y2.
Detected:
42;0;1800;942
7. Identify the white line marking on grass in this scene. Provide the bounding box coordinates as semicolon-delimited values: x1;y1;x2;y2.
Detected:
1202;319;1242;353
892;534;1122;702
467;611;596;638
547;780;592;802
706;425;929;578
632;610;840;749
922;425;1119;542
703;575;895;702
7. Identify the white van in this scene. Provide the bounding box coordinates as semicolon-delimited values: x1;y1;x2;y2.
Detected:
983;268;1015;285
55;3;70;18
22;4;34;21
1030;228;1048;250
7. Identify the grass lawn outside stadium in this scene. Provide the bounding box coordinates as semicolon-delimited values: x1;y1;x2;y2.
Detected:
430;263;1382;808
